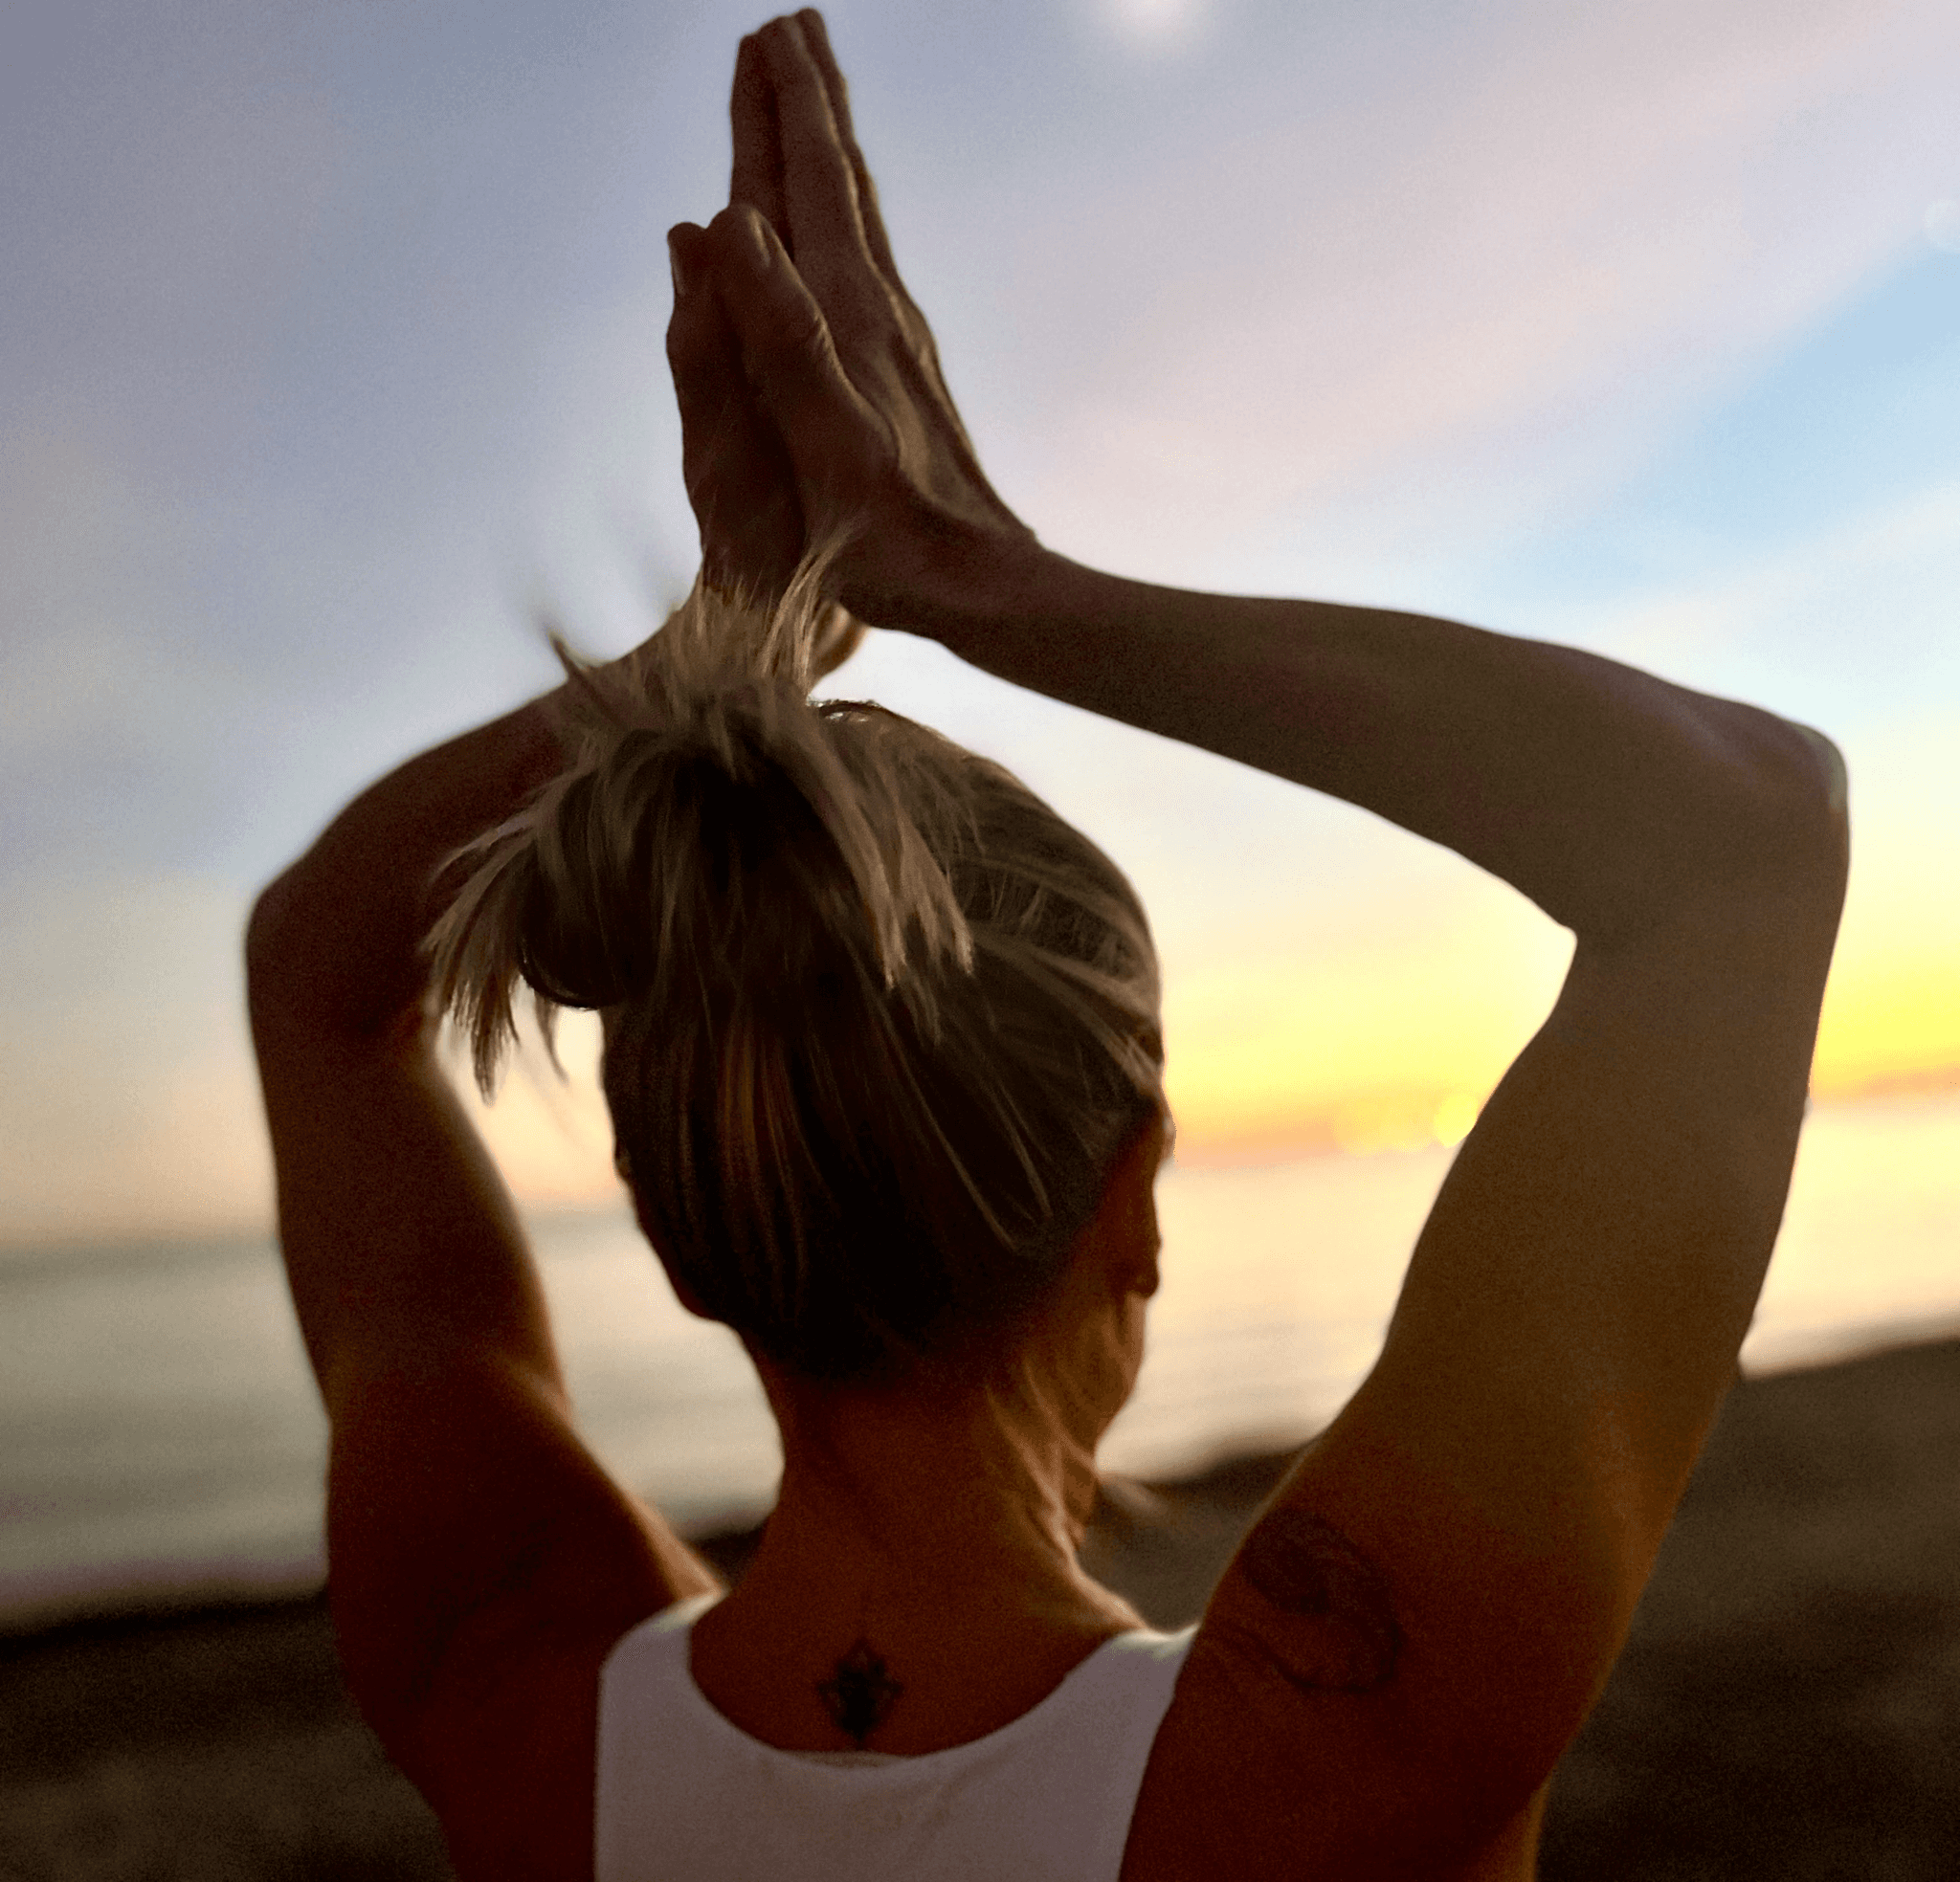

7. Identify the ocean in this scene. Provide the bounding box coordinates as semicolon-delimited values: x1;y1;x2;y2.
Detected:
2;1093;1955;1630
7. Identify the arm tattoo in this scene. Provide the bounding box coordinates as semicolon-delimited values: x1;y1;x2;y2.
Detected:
1237;1510;1403;1694
817;1639;904;1745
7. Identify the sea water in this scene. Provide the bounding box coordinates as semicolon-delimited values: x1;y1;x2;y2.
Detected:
1;1094;1955;1628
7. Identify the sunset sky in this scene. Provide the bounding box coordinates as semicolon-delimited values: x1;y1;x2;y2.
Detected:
4;0;1957;1242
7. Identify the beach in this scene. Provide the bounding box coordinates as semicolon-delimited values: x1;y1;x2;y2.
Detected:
3;1331;1957;1878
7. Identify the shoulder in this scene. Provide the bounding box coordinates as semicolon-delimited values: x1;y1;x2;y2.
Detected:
325;1352;722;1880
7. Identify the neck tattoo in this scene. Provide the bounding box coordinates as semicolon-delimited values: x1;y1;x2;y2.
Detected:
817;1639;904;1746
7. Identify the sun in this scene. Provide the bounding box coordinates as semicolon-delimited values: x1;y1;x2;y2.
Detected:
1098;0;1213;55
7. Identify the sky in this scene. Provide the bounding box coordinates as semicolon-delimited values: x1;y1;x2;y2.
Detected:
2;0;1957;1243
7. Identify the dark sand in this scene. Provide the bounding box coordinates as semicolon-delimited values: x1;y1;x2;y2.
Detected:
4;1333;1958;1879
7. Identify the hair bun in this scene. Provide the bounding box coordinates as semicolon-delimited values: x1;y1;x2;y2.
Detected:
426;562;971;1095
427;550;1165;1388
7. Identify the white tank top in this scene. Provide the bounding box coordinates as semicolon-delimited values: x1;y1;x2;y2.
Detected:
595;1593;1196;1882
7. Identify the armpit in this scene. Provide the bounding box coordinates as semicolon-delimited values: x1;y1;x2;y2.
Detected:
1230;1509;1403;1694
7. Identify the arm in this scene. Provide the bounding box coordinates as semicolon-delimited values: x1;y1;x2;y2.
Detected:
878;489;1845;1869
247;684;721;1876
692;17;1849;1871
246;33;894;1852
924;549;1840;946
850;430;1845;1865
246;697;568;1399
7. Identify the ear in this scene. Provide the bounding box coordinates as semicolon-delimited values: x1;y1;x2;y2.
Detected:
667;1265;719;1323
1088;1108;1166;1302
629;1191;720;1322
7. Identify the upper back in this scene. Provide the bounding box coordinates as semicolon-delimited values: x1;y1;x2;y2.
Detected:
356;820;1843;1881
596;1595;1195;1882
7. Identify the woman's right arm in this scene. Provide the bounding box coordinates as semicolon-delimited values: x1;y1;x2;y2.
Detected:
694;18;1849;1871
928;549;1843;946
850;509;1844;1871
807;347;1848;1859
857;454;1850;1863
928;572;1844;1875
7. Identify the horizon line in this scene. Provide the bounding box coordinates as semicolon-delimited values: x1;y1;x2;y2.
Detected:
4;1066;1955;1259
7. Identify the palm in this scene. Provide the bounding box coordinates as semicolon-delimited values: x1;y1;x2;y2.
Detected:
664;10;1029;636
696;421;802;602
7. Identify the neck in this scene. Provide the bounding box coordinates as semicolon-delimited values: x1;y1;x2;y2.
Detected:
736;1354;1137;1633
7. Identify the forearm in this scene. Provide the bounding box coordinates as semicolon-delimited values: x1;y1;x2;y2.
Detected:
247;694;569;1041
924;545;1842;944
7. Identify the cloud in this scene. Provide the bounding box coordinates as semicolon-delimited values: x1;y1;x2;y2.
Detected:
7;0;1958;1241
0;436;256;768
989;0;1960;576
1565;478;1960;718
0;7;347;464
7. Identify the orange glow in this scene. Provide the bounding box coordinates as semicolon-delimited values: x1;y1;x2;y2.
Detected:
1812;951;1960;1100
404;918;1960;1199
1161;906;1960;1166
1157;875;1564;1162
457;892;1957;1188
455;1010;623;1208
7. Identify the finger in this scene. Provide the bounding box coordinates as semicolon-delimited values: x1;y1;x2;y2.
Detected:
666;225;744;450
667;223;806;591
756;18;881;322
728;33;789;245
791;10;902;289
702;204;881;484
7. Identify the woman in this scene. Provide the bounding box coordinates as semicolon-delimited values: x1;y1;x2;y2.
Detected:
247;11;1848;1879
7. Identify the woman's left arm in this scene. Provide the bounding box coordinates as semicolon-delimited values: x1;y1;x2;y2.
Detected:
249;29;852;1843
251;183;836;1389
247;697;565;1392
247;687;720;1874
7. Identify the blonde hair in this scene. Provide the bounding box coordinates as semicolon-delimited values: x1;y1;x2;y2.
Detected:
427;556;1163;1384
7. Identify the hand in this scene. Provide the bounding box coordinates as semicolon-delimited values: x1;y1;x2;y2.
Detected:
669;11;1037;634
666;216;864;678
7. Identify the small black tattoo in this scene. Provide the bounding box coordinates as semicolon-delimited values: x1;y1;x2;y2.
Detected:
817;1639;904;1745
1238;1510;1403;1693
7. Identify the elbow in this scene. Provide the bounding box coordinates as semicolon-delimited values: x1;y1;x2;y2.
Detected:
244;861;310;997
1638;718;1852;988
1789;723;1851;900
1748;718;1849;911
245;854;434;1050
1681;706;1849;922
1607;713;1850;956
1786;721;1849;828
244;866;310;1041
245;857;368;1044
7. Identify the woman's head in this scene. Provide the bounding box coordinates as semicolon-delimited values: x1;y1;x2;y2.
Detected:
429;558;1164;1389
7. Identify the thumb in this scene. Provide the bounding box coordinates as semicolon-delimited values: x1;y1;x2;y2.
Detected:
666;220;706;299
